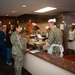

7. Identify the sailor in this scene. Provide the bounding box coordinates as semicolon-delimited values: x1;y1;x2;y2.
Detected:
43;18;64;57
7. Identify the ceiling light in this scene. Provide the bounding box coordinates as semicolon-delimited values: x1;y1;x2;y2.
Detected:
34;7;57;13
12;11;15;13
6;14;8;16
22;5;26;7
17;21;19;24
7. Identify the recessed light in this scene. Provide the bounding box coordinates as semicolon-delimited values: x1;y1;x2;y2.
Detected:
6;14;8;16
12;11;15;13
34;7;57;13
22;5;26;7
17;21;19;24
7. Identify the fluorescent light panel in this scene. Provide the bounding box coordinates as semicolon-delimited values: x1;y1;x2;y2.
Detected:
34;7;57;13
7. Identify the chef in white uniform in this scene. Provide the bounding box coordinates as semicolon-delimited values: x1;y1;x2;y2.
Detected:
43;18;64;57
68;23;75;51
45;26;50;38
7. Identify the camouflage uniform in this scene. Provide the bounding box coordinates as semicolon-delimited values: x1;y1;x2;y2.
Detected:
10;31;26;75
47;27;63;56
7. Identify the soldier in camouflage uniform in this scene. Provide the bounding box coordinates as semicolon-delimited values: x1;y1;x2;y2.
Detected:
43;18;64;57
10;25;27;75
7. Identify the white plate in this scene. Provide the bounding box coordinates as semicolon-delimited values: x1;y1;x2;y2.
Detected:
29;50;40;53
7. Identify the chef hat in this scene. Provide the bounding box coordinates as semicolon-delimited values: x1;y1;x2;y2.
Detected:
72;23;75;26
48;18;56;23
32;23;36;26
45;26;49;29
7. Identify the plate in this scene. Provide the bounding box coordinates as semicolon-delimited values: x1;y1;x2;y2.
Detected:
34;41;45;45
29;50;40;53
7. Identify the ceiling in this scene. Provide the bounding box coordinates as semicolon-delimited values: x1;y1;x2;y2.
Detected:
0;0;75;17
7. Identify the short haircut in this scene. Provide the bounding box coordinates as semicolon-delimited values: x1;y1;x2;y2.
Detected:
15;24;20;28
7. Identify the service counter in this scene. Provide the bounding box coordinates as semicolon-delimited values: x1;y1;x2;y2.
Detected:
23;51;75;75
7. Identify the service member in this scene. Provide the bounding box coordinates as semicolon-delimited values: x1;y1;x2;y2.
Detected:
10;24;27;75
43;18;64;57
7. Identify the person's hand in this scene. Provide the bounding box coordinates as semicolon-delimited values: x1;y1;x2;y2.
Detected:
43;44;49;50
4;38;6;41
26;48;30;51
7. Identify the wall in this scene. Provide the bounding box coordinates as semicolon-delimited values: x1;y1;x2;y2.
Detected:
37;22;48;33
18;14;57;34
20;22;48;33
0;16;17;25
18;14;56;23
